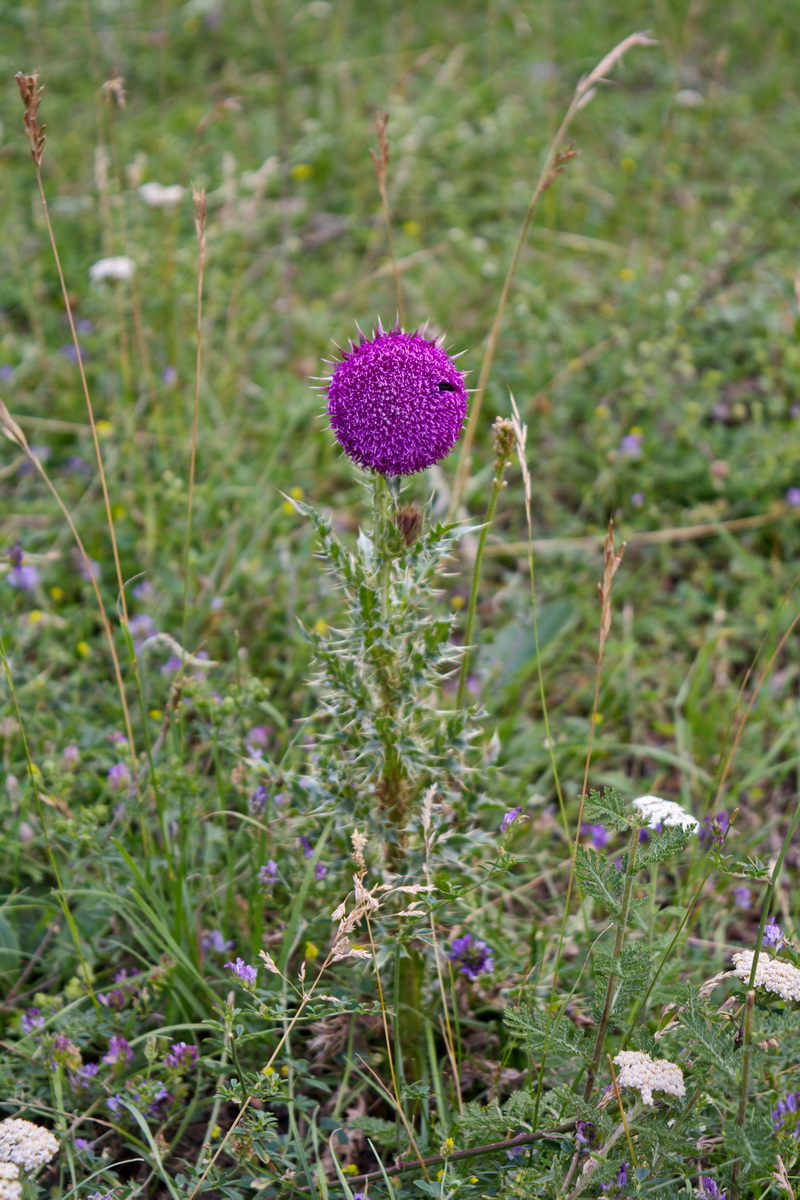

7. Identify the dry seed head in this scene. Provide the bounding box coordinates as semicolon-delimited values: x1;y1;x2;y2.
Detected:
394;503;423;546
101;74;127;108
492;417;516;470
15;73;46;167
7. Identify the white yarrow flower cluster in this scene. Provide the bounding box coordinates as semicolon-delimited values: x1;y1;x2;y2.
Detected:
0;1118;59;1170
89;256;136;284
612;1050;686;1106
631;794;699;832
138;182;185;208
0;1164;21;1200
732;950;800;1002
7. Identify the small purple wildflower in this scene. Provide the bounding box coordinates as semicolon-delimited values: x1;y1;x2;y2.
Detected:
763;918;784;951
299;835;314;858
108;762;132;791
162;366;178;385
21;1007;45;1035
505;1144;524;1161
162;654;183;675
80;557;101;582
77;319;94;335
499;807;522;835
698;811;729;849
259;860;278;888
132;579;155;602
7;558;40;591
202;930;234;955
772;1092;800;1140
785;487;800;508
148;1086;172;1115
0;365;13;382
164;1042;198;1069
97;988;126;1009
733;885;752;908
574;1120;595;1150
129;613;156;648
245;724;271;757
69;1062;100;1090
699;1179;727;1200
631;491;645;507
59;343;84;363
63;744;80;765
600;1162;629;1193
249;785;269;814
224;957;258;986
325;326;469;476
67;455;91;475
106;1094;123;1113
102;1035;133;1065
315;861;328;880
448;934;494;981
353;1193;366;1200
109;731;128;746
619;432;642;458
581;823;610;849
74;1138;94;1152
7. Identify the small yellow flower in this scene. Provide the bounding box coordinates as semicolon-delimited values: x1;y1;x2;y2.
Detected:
29;610;43;625
282;500;296;515
595;404;610;418
95;419;113;437
592;712;603;725
291;163;313;181
470;1178;479;1185
112;504;126;520
280;1064;289;1077
262;1065;276;1076
343;1165;358;1176
619;267;636;283
620;156;636;173
289;486;304;500
313;618;328;635
304;941;319;962
149;708;163;720
50;586;64;602
628;425;643;436
450;595;465;611
210;1124;220;1139
436;1170;444;1181
441;1137;455;1156
402;219;421;237
76;640;91;658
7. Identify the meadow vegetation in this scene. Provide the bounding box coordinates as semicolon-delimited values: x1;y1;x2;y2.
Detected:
1;2;800;1198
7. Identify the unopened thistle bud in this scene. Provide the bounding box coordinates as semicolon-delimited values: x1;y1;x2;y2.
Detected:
393;503;423;546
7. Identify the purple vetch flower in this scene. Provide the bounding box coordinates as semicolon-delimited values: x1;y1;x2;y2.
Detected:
298;835;314;858
97;988;126;1009
108;762;132;791
162;366;178;385
699;1179;727;1200
315;861;328;880
129;613;156;647
7;556;40;591
772;1092;800;1140
162;654;183;675
245;724;271;757
80;556;101;582
785;487;800;508
21;1007;45;1035
63;744;80;766
448;934;494;981
77;319;94;335
763;918;785;950
631;491;645;508
600;1162;629;1193
224;957;258;986
106;1094;123;1113
732;885;752;908
0;365;13;382
698;811;729;849
202;929;234;955
499;807;522;835
249;785;268;814
505;1144;524;1161
102;1035;133;1065
69;1062;100;1090
163;1042;198;1069
259;860;278;888
148;1086;172;1115
574;1120;595;1150
325;326;469;476
619;432;642;458
581;822;610;849
74;1138;94;1152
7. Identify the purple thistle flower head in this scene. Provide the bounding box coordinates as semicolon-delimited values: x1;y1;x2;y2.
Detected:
224;957;258;986
325;326;469;476
448;933;494;981
763;917;784;950
700;1179;727;1200
499;807;522;835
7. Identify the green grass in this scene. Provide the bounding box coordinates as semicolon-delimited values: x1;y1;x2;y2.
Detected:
2;2;800;1198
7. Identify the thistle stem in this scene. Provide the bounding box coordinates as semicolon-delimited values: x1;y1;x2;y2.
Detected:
456;464;505;709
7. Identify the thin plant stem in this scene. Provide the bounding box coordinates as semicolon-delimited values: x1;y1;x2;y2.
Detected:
182;186;207;657
583;827;639;1100
456;462;505;709
371;113;405;326
448;32;656;518
730;989;755;1200
607;1053;637;1167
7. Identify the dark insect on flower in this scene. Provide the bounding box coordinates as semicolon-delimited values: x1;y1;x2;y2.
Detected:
325;325;468;476
447;933;494;981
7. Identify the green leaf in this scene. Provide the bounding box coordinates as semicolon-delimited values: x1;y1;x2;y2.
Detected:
724;1117;776;1177
504;1004;588;1060
574;844;624;919
637;824;693;865
583;787;631;832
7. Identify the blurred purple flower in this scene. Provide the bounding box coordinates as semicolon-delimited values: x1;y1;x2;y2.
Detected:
67;455;91;475
63;744;80;765
249;785;268;814
164;1042;198;1069
772;1092;800;1139
499;807;522;834
0;365;13;382
581;823;610;849
80;557;101;582
162;366;178;385
21;1007;45;1035
448;934;494;981
106;1094;123;1113
315;862;328;880
259;860;278;888
132;579;155;602
59;343;84;363
619;433;642;458
69;1063;100;1090
108;762;132;791
785;487;800;508
102;1035;133;1065
7;562;40;591
299;835;314;858
631;491;645;508
77;319;94;335
763;918;784;950
129;613;156;648
698;811;729;849
733;886;752;908
202;930;234;955
700;1178;727;1199
225;957;257;985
